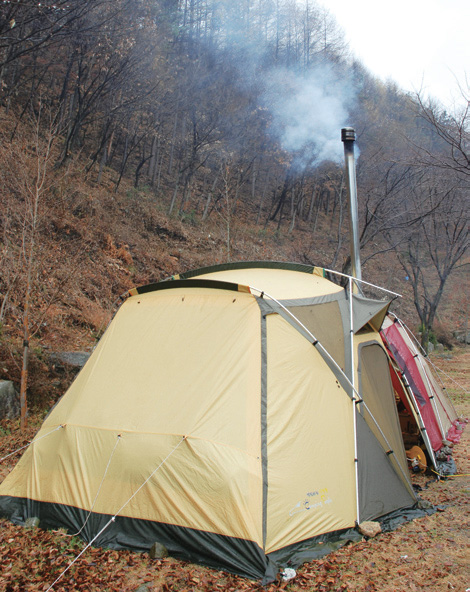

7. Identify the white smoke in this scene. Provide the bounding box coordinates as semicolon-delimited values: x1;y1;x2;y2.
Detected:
261;64;352;168
198;2;358;170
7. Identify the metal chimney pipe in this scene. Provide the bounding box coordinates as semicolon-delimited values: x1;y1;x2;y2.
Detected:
341;127;362;292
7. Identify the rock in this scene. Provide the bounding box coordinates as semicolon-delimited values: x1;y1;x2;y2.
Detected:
50;352;90;368
149;542;168;559
417;499;434;510
281;568;297;581
436;343;444;353
135;586;150;592
453;330;470;345
427;342;434;353
358;521;382;538
436;449;449;461
25;517;40;529
0;381;20;420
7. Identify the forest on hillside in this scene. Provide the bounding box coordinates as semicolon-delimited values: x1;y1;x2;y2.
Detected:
0;0;469;411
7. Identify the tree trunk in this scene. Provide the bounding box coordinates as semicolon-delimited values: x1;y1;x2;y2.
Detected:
149;135;159;185
256;171;270;226
19;343;29;430
168;108;179;175
270;166;293;222
202;172;220;220
168;171;181;215
307;185;317;223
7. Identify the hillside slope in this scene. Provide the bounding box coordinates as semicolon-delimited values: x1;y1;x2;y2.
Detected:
0;108;465;411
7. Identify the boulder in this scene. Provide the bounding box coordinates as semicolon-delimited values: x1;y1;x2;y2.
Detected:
50;352;90;368
453;330;470;344
149;542;168;559
358;521;382;538
0;381;20;420
281;568;297;581
417;499;434;510
25;517;40;529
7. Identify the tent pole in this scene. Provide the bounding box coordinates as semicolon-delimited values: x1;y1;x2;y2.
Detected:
250;286;359;398
390;313;461;416
381;333;439;471
399;372;439;471
396;317;447;437
349;276;361;524
322;268;402;299
251;286;415;497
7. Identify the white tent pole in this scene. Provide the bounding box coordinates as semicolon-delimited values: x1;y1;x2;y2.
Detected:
393;316;446;438
390;313;460;418
250;286;414;496
411;351;446;437
322;268;402;299
389;360;439;471
381;329;439;470
349;276;361;524
249;286;357;395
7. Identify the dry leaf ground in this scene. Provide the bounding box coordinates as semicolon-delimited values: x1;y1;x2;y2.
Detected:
0;350;469;592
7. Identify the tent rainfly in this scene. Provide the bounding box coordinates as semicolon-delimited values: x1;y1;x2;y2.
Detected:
0;262;419;581
380;314;462;471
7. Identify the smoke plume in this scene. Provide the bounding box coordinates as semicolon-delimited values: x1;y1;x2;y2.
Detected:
261;64;351;167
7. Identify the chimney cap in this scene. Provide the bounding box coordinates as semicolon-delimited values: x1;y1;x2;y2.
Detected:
341;127;356;142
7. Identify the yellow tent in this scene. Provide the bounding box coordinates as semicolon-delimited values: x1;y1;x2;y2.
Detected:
0;262;416;581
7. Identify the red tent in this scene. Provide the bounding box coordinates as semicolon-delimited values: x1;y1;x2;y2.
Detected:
381;314;462;468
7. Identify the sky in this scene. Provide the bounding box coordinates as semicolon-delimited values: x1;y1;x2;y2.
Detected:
316;0;470;111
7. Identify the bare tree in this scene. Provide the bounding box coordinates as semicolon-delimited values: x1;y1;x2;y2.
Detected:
389;177;468;348
390;88;469;346
0;103;62;429
414;89;470;178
